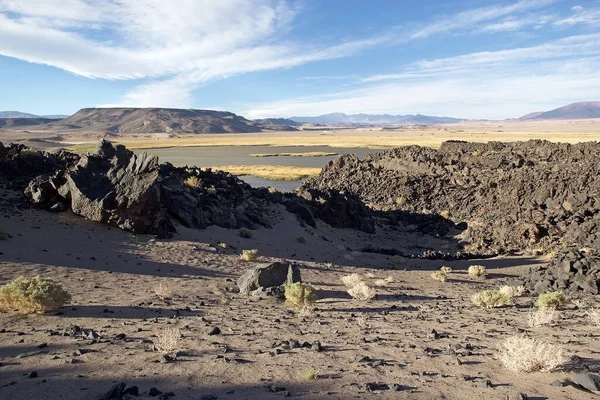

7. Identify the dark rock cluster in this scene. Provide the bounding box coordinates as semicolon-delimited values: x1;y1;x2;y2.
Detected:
523;249;599;294
302;140;600;292
303;140;600;256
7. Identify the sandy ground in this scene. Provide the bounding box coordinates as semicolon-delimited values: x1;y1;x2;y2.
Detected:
1;188;599;399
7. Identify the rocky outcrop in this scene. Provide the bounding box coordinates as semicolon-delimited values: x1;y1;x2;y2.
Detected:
283;189;375;233
24;140;277;236
237;262;302;296
523;249;599;294
303;140;600;256
0;142;79;191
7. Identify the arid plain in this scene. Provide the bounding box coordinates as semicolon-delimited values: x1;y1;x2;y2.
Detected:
1;118;600;400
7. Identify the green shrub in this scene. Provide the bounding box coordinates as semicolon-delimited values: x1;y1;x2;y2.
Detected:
0;226;7;240
284;283;317;310
296;236;307;244
0;276;71;314
534;291;565;309
472;290;510;309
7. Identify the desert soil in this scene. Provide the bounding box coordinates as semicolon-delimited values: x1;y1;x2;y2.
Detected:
1;188;599;400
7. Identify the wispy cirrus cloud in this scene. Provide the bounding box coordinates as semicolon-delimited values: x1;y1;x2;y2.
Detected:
0;0;595;110
245;33;600;119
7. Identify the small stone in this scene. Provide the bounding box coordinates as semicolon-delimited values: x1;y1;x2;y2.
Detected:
288;339;300;349
148;387;163;396
311;341;322;352
574;373;600;391
507;391;528;400
551;379;566;387
27;371;38;378
208;327;221;336
475;379;492;388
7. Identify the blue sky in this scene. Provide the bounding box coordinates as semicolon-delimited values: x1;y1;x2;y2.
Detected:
0;0;599;119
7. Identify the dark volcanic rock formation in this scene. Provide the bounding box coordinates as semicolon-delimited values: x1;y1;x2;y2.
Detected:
0;142;79;191
303;140;600;256
25;140;276;236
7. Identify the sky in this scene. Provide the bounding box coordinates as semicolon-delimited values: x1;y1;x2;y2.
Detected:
0;0;599;119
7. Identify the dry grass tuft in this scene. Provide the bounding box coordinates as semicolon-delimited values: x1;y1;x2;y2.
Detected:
373;276;393;287
347;282;376;301
440;266;453;274
391;255;404;265
499;285;525;298
472;290;510;309
431;271;448;282
240;249;259;261
217;241;230;249
284;283;317;310
586;308;600;327
468;265;487;278
341;273;364;288
0;276;71;314
304;368;318;381
239;228;253;239
154;282;173;300
154;327;181;353
184;176;202;188
534;291;565;309
296;236;307;244
528;308;557;327
498;335;567;373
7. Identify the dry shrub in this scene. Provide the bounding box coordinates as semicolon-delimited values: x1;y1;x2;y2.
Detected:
154;282;173;300
468;265;487;278
498;335;567;373
239;228;253;239
154;327;181;353
206;185;217;195
304;368;318;381
268;187;278;194
240;249;259;261
184;176;202;188
217;241;230;249
373;276;393;287
499;285;525;298
0;226;7;240
0;276;71;314
284;283;317;310
341;273;364;288
296;236;307;244
298;303;315;317
528;308;557;327
586;308;600;327
534;291;565;309
431;271;448;282
347;282;376;301
472;290;510;309
440;266;453;274
391;255;404;265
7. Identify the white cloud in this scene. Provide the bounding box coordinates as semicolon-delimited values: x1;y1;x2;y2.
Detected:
245;34;600;120
0;0;591;110
554;5;600;26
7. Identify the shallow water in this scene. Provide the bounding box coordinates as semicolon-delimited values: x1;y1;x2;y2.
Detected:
138;145;378;192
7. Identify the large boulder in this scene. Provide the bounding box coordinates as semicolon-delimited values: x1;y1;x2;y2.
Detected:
237;262;301;295
66;140;171;236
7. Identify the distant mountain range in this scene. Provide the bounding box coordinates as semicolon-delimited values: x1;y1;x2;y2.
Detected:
0;111;68;119
288;112;465;125
1;101;598;134
518;101;600;120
